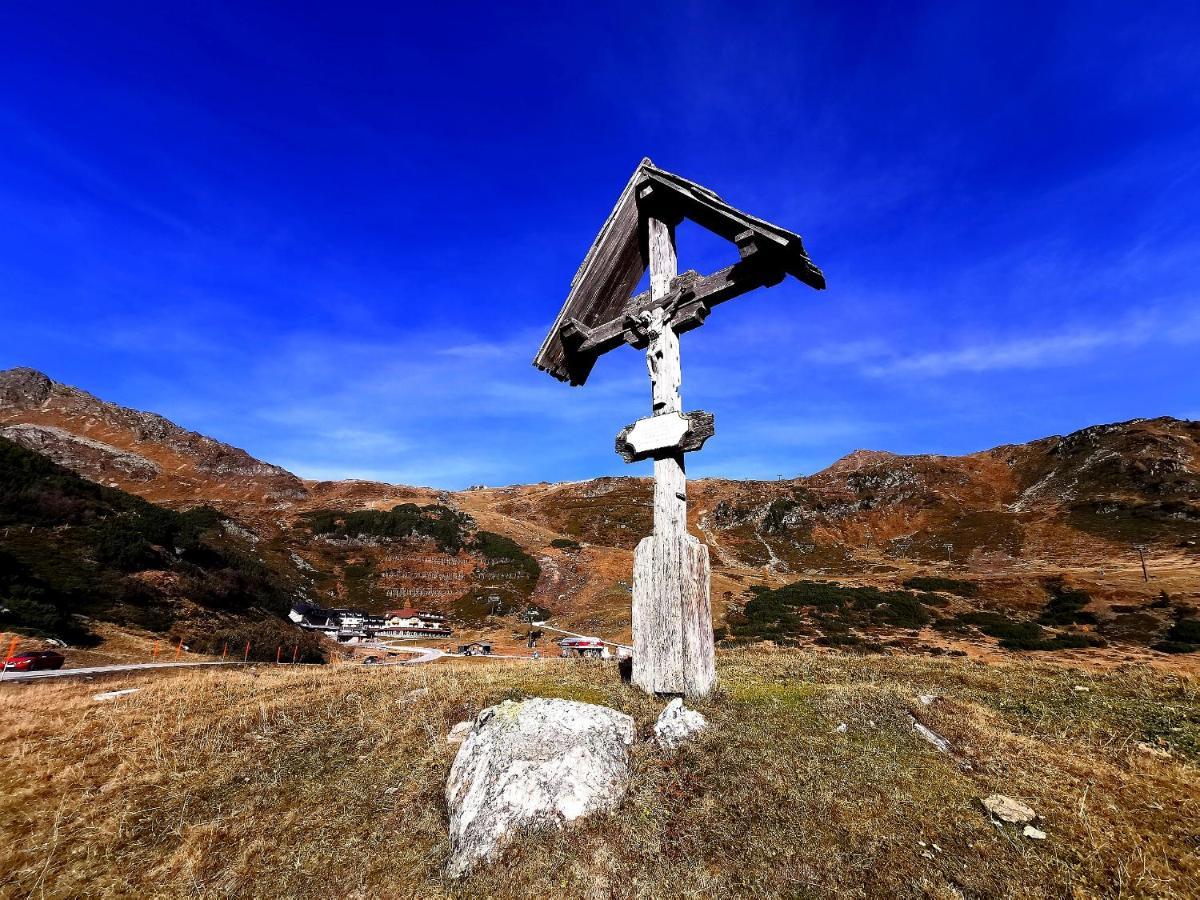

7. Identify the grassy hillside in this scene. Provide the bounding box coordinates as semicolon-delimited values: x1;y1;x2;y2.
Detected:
0;436;316;658
1;649;1196;898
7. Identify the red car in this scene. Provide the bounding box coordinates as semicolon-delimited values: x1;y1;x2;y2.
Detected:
3;650;66;672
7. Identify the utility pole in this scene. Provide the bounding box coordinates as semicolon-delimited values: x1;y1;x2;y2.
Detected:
1134;544;1149;582
943;542;954;565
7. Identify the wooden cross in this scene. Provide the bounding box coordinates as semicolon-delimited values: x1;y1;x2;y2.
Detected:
533;159;825;697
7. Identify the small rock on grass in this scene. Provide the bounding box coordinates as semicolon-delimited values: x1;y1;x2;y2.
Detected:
1022;825;1047;840
981;794;1037;825
654;698;707;750
93;688;139;702
447;720;472;745
911;718;952;754
1136;741;1172;758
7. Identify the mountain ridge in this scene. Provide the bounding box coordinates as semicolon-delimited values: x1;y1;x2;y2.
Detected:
2;365;1198;666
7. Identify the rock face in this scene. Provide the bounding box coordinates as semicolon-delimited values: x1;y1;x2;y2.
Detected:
1;423;161;481
653;697;707;749
445;698;635;877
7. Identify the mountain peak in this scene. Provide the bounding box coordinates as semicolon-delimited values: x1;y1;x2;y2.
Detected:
0;366;307;506
824;448;902;472
0;366;55;408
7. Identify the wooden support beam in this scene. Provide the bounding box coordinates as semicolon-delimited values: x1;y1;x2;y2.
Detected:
568;258;782;360
631;215;716;699
558;317;593;349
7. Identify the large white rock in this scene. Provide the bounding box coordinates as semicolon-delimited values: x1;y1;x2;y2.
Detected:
653;697;707;749
445;698;635;877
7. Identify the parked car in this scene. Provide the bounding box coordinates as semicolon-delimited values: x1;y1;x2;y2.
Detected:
3;650;66;672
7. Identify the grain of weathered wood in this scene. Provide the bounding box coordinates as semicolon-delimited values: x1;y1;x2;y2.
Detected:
636;165;825;288
632;532;713;696
532;161;651;385
576;258;785;356
628;214;717;698
532;159;824;385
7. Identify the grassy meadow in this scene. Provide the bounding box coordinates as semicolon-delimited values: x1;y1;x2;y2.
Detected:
1;650;1197;898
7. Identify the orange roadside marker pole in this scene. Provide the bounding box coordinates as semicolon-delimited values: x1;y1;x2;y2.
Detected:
291;643;298;664
244;640;251;662
152;640;159;660
4;636;17;667
276;645;281;664
221;642;228;661
175;637;183;661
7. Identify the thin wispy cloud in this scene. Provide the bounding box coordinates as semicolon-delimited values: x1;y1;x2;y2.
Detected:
800;307;1200;379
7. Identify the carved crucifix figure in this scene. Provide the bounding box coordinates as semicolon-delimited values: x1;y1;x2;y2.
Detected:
533;159;825;698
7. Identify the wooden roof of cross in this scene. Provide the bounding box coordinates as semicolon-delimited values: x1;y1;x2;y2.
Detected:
532;158;825;385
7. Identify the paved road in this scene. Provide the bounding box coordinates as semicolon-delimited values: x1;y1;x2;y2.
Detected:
361;643;445;666
0;660;246;683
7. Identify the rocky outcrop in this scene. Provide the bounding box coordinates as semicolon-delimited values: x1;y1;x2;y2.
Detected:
0;367;54;408
445;698;635;877
1;424;161;481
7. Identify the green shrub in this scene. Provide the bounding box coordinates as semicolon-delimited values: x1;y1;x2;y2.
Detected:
1039;579;1097;625
1165;618;1200;644
299;503;472;552
550;538;581;551
956;611;1046;643
0;437;299;643
1153;640;1198;654
729;580;946;642
1002;632;1106;651
200;620;327;663
953;610;1105;651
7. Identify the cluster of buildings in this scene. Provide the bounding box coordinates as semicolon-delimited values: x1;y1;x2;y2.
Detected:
288;602;622;660
288;603;452;642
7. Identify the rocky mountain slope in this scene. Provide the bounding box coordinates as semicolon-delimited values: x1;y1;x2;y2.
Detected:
2;366;1197;664
0;435;327;659
0;367;305;507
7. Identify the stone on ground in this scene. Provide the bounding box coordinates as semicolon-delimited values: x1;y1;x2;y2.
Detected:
911;717;952;754
1023;825;1048;840
654;697;707;749
981;794;1037;824
445;698;635;877
447;720;472;745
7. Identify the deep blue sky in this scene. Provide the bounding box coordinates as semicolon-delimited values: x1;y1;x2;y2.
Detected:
1;2;1197;488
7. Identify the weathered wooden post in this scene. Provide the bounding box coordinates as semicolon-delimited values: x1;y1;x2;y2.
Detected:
533;159;825;697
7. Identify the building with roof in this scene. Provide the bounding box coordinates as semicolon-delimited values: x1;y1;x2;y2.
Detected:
378;608;452;639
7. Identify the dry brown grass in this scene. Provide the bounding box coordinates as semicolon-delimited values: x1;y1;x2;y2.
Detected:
1;650;1197;898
